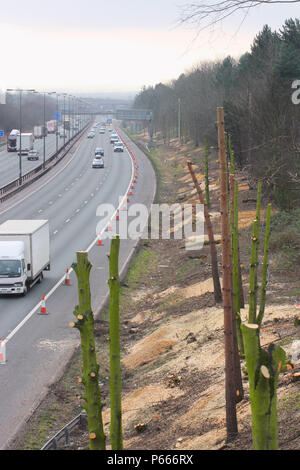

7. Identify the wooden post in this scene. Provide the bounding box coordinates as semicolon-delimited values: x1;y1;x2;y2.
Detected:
217;107;239;441
187;160;222;303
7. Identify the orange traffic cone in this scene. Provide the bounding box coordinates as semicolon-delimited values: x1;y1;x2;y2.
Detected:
40;296;48;315
0;339;6;364
65;269;71;286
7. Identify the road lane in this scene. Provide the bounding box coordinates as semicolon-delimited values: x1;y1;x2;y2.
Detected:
0;125;89;187
0;123;156;449
0;124;132;339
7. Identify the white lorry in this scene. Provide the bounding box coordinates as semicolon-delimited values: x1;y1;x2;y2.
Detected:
47;120;57;134
34;126;43;139
0;220;50;296
16;133;34;155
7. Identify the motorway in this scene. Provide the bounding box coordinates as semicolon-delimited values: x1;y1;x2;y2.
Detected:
0;121;156;449
0;124;88;188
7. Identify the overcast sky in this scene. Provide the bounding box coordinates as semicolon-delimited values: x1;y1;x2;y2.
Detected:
0;0;299;96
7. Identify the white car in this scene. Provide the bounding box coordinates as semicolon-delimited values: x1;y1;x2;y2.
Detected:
113;142;124;152
110;135;119;144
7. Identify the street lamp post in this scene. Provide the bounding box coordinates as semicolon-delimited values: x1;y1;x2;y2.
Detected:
6;88;35;184
55;93;59;154
34;91;55;170
62;93;67;148
68;95;71;142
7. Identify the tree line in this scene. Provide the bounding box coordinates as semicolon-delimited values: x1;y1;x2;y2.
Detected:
0;94;57;134
134;18;300;209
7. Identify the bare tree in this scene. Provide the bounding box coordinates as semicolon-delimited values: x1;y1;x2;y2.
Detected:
179;1;300;31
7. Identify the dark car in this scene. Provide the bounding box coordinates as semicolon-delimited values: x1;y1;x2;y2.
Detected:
95;147;104;156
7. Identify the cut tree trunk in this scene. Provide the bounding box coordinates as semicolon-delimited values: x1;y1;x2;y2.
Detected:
108;236;123;450
71;251;106;450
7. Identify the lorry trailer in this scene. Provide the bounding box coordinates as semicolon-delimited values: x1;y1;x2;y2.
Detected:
0;220;50;295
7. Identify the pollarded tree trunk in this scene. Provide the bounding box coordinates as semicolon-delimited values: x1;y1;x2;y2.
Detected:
248;183;262;324
229;139;244;309
187;160;222;303
71;251;106;450
256;204;271;327
204;137;210;209
241;323;288;450
232;179;244;356
108;236;123;450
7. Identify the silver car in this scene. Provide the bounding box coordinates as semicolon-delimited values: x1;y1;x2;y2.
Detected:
92;157;104;168
27;150;40;161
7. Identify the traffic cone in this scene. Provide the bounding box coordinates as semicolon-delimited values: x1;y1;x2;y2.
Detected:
97;238;103;246
39;296;48;315
65;269;71;286
0;339;6;365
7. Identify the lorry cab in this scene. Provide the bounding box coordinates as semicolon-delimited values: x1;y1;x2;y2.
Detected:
0;241;28;295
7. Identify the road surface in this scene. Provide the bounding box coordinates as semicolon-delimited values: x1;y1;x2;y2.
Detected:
0;122;156;449
0;123;89;188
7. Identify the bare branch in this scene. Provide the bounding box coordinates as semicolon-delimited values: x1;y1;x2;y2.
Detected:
178;1;300;31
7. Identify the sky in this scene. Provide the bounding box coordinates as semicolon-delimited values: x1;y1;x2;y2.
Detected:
0;0;299;96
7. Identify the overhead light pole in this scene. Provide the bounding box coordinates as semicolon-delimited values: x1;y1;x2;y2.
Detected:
6;88;35;184
46;92;56;168
34;91;55;170
61;93;67;148
55;93;60;154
